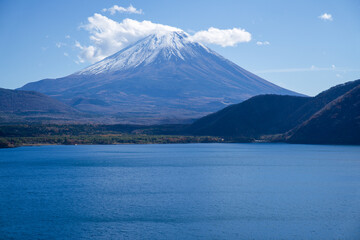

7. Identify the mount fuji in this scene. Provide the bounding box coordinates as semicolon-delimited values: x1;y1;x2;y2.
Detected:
20;31;301;123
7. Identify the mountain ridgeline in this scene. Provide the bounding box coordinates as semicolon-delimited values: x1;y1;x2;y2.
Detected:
188;79;360;145
2;31;358;145
189;95;311;137
286;83;360;144
1;80;359;145
19;31;300;124
0;88;81;123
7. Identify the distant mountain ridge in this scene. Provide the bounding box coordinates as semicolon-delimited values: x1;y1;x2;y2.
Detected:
1;80;359;145
0;88;80;123
19;31;301;124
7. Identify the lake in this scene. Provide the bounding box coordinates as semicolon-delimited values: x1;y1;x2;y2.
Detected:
1;143;360;239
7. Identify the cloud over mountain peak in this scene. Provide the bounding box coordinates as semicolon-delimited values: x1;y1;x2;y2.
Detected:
75;12;251;63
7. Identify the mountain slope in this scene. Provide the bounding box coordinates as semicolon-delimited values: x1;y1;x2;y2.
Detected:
188;95;311;137
20;31;300;124
0;88;80;123
286;84;360;144
189;79;360;140
286;79;360;127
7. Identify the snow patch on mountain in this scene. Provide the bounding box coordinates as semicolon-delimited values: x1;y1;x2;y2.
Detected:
76;31;213;75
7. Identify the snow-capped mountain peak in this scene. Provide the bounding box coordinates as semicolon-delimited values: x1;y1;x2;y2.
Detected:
20;29;300;124
76;31;210;75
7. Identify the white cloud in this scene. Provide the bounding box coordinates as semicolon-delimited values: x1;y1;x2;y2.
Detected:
76;14;181;63
256;41;270;46
319;13;333;21
75;41;98;63
75;13;252;63
190;27;251;47
64;52;69;57
65;35;71;39
56;42;66;48
103;4;143;15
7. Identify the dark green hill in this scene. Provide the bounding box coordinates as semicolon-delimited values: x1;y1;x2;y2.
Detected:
286;84;360;144
0;88;80;123
189;80;360;141
188;94;310;137
287;79;360;126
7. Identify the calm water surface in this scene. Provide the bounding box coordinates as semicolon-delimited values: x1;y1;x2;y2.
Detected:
0;143;360;239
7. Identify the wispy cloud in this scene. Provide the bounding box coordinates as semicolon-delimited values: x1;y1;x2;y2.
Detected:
75;13;252;63
319;13;333;21
75;40;99;63
256;65;360;74
103;4;143;15
256;41;270;46
56;42;66;48
336;73;343;78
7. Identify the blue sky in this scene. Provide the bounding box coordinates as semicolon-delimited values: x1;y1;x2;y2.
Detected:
0;0;359;96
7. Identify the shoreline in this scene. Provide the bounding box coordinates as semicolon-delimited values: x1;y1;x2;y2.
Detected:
0;134;231;149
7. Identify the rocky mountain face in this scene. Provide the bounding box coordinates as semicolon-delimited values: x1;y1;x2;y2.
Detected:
20;31;300;124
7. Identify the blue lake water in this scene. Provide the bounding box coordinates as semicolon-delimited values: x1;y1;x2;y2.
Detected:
0;143;360;239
